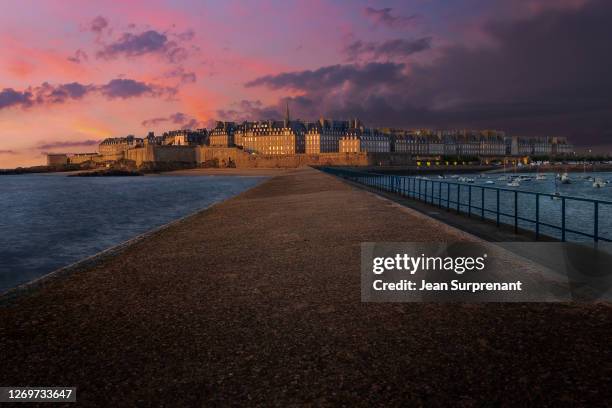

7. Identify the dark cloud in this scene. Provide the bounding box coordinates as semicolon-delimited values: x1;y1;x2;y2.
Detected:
245;63;406;90
97;30;188;62
344;37;432;61
0;88;33;109
363;7;419;29
216;100;287;122
98;78;175;99
163;67;197;84
67;49;88;64
245;0;612;147
35;82;93;104
141;112;201;129
0;79;175;111
0;149;17;155
90;16;109;34
38;140;99;150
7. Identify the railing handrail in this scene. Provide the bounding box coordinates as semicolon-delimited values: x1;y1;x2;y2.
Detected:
319;166;611;243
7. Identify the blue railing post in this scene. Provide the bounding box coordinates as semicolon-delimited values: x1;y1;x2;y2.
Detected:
468;185;472;217
480;187;484;220
496;189;500;227
561;197;566;242
438;182;442;208
457;184;461;213
447;183;450;210
535;194;540;240
514;190;518;233
594;201;599;242
419;178;422;200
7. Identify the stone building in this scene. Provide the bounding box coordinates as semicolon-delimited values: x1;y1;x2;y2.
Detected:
46;152;98;166
305;118;351;154
208;122;236;147
99;135;143;156
509;136;573;156
161;129;208;146
47;153;69;166
339;128;390;153
237;106;306;155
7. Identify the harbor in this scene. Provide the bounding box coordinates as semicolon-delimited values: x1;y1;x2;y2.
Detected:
1;167;610;405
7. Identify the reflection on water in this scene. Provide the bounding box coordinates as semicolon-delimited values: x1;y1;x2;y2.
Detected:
0;174;265;292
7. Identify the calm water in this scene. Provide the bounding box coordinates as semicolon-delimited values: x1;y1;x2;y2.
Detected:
414;172;612;242
0;174;265;292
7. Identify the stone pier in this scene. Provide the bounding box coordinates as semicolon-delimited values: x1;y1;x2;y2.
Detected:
1;167;610;406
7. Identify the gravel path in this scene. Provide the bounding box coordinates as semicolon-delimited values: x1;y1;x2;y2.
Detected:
1;167;610;406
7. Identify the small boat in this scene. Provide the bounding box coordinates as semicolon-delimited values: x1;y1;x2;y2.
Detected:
560;173;571;184
507;179;520;187
593;178;606;188
536;174;547;180
485;180;495;184
437;175;445;179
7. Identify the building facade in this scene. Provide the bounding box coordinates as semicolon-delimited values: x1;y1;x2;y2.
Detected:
305;119;351;154
339;129;390;153
208;122;236;147
99;135;144;156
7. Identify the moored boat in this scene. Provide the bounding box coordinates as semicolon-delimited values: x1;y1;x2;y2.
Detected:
593;178;606;188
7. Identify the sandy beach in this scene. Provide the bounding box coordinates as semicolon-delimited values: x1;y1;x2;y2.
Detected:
1;167;610;406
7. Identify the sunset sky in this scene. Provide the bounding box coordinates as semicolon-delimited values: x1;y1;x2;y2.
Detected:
1;0;610;167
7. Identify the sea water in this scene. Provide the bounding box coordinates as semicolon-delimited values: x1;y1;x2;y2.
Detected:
0;173;265;292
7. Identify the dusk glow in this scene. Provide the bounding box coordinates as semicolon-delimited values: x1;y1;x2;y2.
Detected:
1;0;610;167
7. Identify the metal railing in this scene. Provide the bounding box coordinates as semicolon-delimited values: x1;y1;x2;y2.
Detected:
321;167;612;243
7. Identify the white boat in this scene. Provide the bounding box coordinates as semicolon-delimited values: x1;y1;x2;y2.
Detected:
560;173;571;184
536;174;547;180
507;179;521;187
593;178;606;188
485;180;495;184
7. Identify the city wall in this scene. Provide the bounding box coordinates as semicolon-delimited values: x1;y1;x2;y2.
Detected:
125;145;197;166
115;146;421;168
196;147;417;168
64;146;418;169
